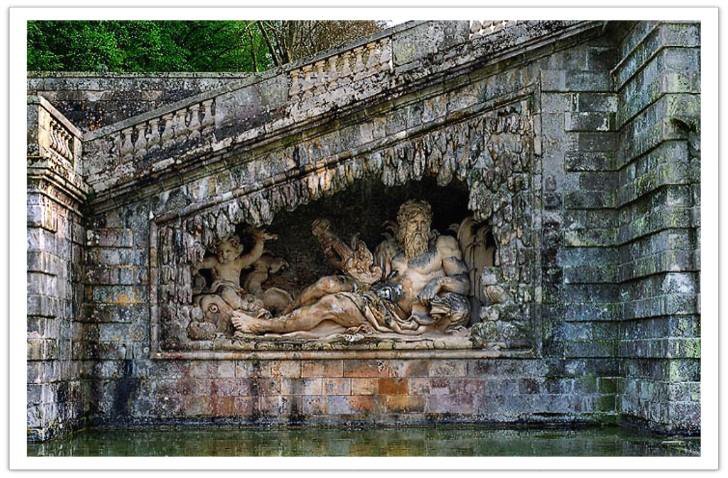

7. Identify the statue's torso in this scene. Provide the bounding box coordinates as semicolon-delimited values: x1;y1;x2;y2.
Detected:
391;245;445;314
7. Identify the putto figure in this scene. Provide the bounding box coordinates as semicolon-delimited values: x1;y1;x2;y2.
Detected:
230;200;472;338
191;229;277;310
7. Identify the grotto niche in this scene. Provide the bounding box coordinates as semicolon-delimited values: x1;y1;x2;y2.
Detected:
154;177;534;354
150;102;539;356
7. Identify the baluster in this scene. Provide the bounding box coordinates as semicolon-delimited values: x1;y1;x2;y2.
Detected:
379;39;392;71
120;127;134;161
160;113;174;146
314;60;327;95
340;51;352;78
62;129;72;159
301;64;314;100
365;42;379;71
200;99;214;132
146;117;161;152
47;122;58;154
188;103;201;141
134;123;148;158
110;133;122;158
353;46;365;80
290;69;301;98
328;56;339;90
173;109;188;141
56;127;68;159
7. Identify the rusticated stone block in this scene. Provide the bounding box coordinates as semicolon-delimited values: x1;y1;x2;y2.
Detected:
210;396;236;416
399;360;430;377
350;378;378;395
262;361;302;378
572;92;618;112
257;395;288;417
183;395;212;417
382;394;425;413
378;378;408;395
428;360;467;377
301;360;344;378
343;360;397;378
323;377;351;395
426;392;474;415
565;111;615;132
325;395;376;416
281;378;323;396
215;361;236;378
232;396;256;416
250;377;282;396
210;378;250;397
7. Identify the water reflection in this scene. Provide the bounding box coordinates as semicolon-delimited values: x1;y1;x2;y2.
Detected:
28;425;700;457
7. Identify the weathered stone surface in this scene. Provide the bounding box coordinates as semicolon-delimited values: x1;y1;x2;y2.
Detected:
25;20;701;442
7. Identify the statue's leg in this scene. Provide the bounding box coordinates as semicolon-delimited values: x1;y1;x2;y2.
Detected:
232;293;364;334
286;275;353;312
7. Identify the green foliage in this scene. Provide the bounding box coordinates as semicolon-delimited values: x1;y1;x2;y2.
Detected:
27;20;272;72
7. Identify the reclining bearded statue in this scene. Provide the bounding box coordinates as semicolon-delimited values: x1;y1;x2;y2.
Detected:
229;199;472;339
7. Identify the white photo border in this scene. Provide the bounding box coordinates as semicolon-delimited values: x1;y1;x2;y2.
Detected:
4;0;720;471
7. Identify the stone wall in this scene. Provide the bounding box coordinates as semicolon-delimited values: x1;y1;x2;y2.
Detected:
26;20;700;440
28;72;256;133
75;23;620;429
26;97;90;441
612;22;701;434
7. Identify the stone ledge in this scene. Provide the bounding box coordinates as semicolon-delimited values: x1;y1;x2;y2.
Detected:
150;348;537;361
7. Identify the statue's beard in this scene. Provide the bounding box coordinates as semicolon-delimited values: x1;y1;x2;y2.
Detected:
403;230;429;259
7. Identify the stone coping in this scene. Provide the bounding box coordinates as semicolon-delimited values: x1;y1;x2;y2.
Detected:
28;94;84;138
28;71;259;79
151;348;536;360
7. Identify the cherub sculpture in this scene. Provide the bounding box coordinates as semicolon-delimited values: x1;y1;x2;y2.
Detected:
191;228;277;310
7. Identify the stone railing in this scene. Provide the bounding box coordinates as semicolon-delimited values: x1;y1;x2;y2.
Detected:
285;36;395;123
111;97;216;164
469;20;519;39
28;95;82;167
288;36;393;104
78;20;597;199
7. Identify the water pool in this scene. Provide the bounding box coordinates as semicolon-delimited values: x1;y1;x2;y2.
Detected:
27;425;699;457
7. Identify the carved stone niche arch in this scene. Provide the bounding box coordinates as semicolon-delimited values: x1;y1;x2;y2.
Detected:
149;95;542;359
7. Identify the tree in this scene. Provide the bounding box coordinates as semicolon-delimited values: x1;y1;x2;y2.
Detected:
27;20;384;73
255;21;384;66
27;21;272;72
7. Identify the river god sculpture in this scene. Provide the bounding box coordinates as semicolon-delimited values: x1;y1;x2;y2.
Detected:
230;200;472;338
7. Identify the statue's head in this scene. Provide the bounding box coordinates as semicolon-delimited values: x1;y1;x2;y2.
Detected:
215;236;243;264
397;200;433;259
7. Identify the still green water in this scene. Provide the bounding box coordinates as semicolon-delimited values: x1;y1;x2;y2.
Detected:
28;425;699;457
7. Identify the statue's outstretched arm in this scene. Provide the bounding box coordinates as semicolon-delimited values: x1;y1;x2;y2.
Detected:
235;229;275;269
